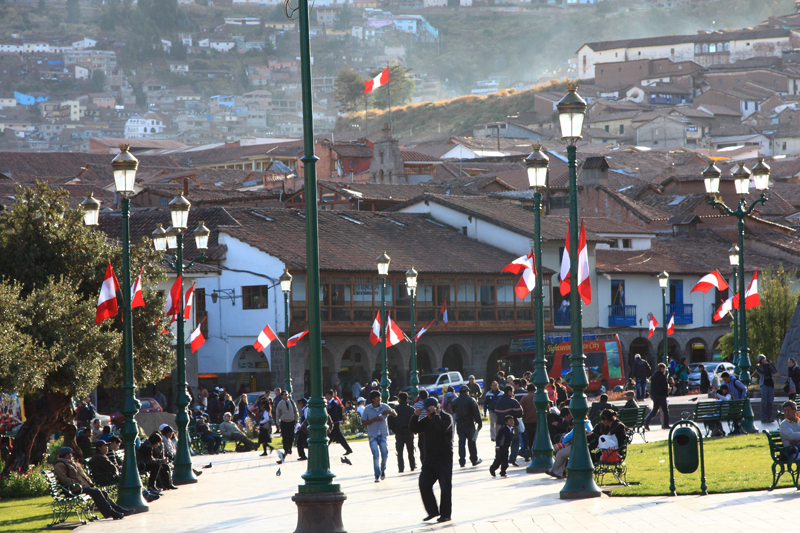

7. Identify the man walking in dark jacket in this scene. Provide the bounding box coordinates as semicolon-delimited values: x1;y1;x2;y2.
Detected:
389;391;416;472
644;363;669;430
450;385;482;468
410;397;453;524
325;390;353;455
493;386;523;466
483;381;501;441
633;354;651;401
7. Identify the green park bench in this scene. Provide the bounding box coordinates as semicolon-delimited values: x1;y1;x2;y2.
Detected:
593;424;633;487
762;430;800;491
682;400;745;436
618;406;648;443
44;470;98;527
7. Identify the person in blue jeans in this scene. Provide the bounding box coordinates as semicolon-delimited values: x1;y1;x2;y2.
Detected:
361;390;397;482
633;354;651;402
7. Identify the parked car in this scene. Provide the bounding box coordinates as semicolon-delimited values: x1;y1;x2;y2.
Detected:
687;362;736;390
100;397;163;426
414;370;484;398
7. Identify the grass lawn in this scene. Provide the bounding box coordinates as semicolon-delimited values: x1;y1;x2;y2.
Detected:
609;433;796;496
0;496;53;532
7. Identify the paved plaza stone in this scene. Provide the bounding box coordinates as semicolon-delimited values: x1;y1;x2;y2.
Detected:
74;402;796;533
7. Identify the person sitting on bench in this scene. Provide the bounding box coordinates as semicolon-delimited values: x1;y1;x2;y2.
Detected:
220;412;257;451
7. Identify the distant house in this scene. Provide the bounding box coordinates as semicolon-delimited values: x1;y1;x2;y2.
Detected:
170;62;190;74
210;40;236;52
125;112;167;138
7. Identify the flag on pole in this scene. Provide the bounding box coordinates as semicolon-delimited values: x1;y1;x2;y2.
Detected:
131;267;145;309
502;252;536;300
385;313;405;347
183;282;196;320
559;220;570;297
691;270;729;294
577;221;591;305
96;261;119;324
647;313;658;339
254;323;278;352
190;320;205;353
440;299;448;330
364;67;389;93
414;319;435;342
369;311;382;346
732;271;761;310
713;296;734;321
164;275;182;317
667;314;675;335
287;330;309;348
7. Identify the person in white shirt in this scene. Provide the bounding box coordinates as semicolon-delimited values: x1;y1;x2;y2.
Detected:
779;400;800;459
356;398;366;417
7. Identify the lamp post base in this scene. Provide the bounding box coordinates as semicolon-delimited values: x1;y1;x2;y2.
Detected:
560;472;603;500
559;489;604;500
526;453;554;473
172;469;198;485
740;398;758;433
293;492;347;533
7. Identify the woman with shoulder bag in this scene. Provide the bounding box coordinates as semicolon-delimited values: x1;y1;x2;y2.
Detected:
257;400;275;456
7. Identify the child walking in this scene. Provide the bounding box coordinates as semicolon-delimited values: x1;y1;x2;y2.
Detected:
490;415;515;477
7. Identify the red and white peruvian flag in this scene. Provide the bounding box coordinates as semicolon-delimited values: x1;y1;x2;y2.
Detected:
364;67;389;94
287;330;309;348
254;323;278;353
190;321;205;353
666;314;675;336
369;311;382;346
732;271;761;310
577;221;591;305
183;282;196;320
559;220;571;297
647;313;659;339
714;296;734;321
414;319;435;342
691;270;729;294
440;299;449;331
96;261;120;324
385;313;405;347
502;252;536;299
131;267;145;309
164;275;182;317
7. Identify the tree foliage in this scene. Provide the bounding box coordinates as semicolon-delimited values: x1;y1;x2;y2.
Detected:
745;266;799;362
369;62;415;110
333;66;364;114
66;0;80;23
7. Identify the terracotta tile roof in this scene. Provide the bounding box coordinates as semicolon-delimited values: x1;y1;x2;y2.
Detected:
139;185;282;206
329;142;373;159
176;141;304;167
0;183;115;211
219;208;543;275
401;150;440;162
0;152;181;181
582;28;791;53
769;181;800;207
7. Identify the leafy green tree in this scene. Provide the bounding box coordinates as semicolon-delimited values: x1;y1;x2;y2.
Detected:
369;62;415;110
171;38;188;61
0;183;173;473
333;66;365;114
88;70;106;93
746;266;799;362
66;0;80;22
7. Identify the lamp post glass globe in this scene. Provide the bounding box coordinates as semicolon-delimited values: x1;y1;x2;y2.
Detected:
405;266;418;295
280;267;293;294
169;193;191;231
111;144;139;197
194;221;210;251
376;251;391;277
658;271;669;289
80;193;101;227
703;160;721;195
152;223;167;252
751;157;771;191
732;163;751;196
165;227;178;250
556;84;587;142
729;245;740;266
525;143;549;190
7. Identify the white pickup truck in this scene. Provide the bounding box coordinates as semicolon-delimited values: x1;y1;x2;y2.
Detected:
414;370;483;397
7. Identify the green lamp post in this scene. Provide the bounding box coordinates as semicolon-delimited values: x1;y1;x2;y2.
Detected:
152;194;208;485
729;246;740;374
406;267;420;400
658;271;669;366
703;158;771;434
556;84;602;499
280;268;294;395
524;143;553;474
377;252;392;403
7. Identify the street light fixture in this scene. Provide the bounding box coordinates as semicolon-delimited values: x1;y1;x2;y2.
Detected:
406;267;419;400
165;227;178;251
194;221;210;251
377;251;391;403
152;223;167;252
555;84;600;499
80;193;101;228
280;268;293;395
729;246;740;374
106;144;148;512
702;160;721;196
704;158;770;434
658;271;669;366
524;143;554;475
169;193;191;231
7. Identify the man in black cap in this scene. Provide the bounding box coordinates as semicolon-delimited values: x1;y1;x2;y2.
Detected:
450;385;482;468
54;447;131;520
388;391;416;472
410;396;454;524
88;441;119;485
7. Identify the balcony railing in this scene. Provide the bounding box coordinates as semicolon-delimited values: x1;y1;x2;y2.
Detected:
667;303;693;324
608;305;637;327
554;307;571;327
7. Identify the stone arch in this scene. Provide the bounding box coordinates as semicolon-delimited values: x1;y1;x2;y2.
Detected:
484;344;509;384
339;344;369;399
378;169;384;183
387;345;407;393
442;344;467;374
656;338;681;363
415;345;435;373
685;337;709;363
231;345;272;393
628;337;654;372
711;335;728;360
303;346;336;398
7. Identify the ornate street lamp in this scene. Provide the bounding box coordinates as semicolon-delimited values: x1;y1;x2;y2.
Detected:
280;268;293;395
377;251;391;403
704;157;770;434
406;267;419;400
107;145;149;511
154;195;208;485
729;245;740;374
80;193;101;227
524;143;553;474
658;271;669;366
555;84;600;499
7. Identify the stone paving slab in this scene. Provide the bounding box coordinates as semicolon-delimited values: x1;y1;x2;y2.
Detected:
74;416;796;533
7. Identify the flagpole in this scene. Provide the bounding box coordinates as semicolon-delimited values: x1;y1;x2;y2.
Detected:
387;77;393;132
364;94;368;136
